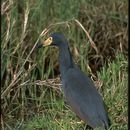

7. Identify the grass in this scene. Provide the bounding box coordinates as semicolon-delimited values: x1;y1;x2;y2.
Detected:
1;0;128;130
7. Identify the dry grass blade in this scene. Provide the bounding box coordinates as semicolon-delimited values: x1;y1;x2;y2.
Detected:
12;3;30;54
74;19;99;54
1;1;13;15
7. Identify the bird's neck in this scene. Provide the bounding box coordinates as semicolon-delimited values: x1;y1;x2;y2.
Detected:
59;43;74;77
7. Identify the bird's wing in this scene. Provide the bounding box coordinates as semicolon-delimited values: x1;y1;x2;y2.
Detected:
62;68;109;128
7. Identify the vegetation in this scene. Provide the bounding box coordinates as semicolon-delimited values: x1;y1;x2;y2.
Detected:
1;0;128;130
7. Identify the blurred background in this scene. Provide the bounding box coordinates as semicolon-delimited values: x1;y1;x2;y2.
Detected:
1;0;128;130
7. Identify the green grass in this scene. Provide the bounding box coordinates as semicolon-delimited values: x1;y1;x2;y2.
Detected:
1;0;128;130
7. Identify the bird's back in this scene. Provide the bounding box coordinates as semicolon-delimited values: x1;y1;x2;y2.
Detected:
61;66;109;129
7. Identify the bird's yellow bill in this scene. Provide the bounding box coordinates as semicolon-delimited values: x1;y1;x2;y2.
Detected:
36;37;53;48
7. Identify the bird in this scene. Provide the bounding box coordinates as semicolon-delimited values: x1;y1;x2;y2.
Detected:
37;33;110;130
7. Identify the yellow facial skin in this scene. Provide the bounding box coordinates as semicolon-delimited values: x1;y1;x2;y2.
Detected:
43;37;53;46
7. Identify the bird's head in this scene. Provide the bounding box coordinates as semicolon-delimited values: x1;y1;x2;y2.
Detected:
37;33;67;48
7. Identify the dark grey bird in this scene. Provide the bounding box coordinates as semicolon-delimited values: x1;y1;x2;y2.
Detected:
37;33;110;130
